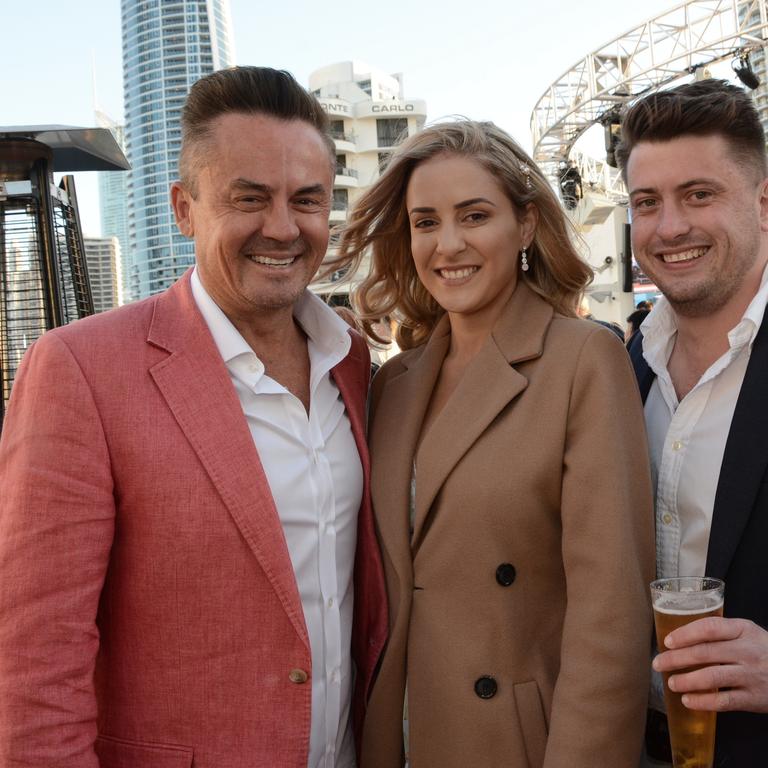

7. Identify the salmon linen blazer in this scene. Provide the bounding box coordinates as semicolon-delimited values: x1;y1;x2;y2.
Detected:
0;269;387;768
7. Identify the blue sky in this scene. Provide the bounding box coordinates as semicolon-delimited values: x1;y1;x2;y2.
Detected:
3;0;679;233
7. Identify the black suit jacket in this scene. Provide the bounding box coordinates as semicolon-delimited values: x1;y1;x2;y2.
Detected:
629;316;768;767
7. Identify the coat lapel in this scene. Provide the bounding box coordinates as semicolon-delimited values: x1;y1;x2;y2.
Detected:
146;272;308;647
371;322;450;589
706;310;768;579
411;282;553;548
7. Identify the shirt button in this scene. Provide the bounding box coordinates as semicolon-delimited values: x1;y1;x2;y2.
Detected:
662;513;673;525
672;440;683;451
288;668;309;684
327;597;334;608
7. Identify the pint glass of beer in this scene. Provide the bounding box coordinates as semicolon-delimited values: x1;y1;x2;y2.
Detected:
650;577;725;768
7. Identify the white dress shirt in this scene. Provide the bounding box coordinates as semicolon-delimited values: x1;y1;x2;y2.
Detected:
191;269;361;768
642;263;768;580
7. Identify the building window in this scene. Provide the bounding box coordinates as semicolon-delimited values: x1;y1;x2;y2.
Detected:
357;79;372;96
376;118;408;148
329;120;346;141
332;188;348;211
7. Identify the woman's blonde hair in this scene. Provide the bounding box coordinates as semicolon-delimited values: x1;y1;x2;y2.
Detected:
331;120;592;349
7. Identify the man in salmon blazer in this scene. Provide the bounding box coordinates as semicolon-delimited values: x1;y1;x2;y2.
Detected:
0;66;386;768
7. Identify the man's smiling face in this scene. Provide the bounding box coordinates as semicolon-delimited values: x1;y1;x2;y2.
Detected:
627;133;768;318
172;112;334;325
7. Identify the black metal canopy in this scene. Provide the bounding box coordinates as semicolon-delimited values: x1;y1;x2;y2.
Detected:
0;125;130;172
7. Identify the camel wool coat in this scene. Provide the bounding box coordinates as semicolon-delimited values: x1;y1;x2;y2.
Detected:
361;281;655;768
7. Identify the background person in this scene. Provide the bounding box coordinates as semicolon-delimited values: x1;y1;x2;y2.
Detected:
617;78;768;767
0;66;387;767
337;120;655;768
626;307;651;345
578;294;626;340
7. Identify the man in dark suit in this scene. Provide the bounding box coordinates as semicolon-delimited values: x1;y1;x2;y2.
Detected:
617;79;768;767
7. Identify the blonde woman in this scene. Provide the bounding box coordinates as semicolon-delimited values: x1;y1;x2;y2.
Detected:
337;121;655;768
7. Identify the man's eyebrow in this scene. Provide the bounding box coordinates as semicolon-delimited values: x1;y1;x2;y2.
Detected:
629;178;725;198
230;178;271;193
294;183;328;197
228;180;329;197
678;177;725;191
409;197;497;215
628;186;656;199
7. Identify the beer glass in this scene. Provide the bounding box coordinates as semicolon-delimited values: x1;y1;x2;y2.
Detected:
650;577;725;768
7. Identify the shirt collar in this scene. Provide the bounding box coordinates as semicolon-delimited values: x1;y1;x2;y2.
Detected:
190;267;352;376
641;260;768;373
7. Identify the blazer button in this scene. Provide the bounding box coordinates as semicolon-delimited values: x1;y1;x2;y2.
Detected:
496;563;516;586
474;675;498;699
288;668;309;684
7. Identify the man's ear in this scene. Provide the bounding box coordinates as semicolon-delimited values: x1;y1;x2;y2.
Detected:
171;181;195;238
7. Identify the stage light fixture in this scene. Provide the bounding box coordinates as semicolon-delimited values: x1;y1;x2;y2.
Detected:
733;54;760;90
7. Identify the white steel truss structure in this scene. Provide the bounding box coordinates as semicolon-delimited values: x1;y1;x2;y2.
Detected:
531;0;768;189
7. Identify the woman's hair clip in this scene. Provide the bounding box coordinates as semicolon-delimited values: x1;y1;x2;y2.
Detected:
519;162;533;190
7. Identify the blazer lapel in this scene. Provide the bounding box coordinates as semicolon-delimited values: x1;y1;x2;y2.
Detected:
412;282;552;548
628;331;655;403
706;310;768;579
146;272;308;647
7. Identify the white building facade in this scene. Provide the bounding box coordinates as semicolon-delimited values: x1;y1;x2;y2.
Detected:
309;61;427;298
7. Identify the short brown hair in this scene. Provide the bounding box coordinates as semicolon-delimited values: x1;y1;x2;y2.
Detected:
179;66;335;194
334;120;592;349
616;78;767;180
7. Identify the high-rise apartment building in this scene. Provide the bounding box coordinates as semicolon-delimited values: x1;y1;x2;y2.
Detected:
308;61;427;298
121;0;233;300
96;110;132;300
84;236;122;313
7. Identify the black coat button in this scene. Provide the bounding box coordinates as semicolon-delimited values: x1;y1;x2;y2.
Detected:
496;563;516;586
474;675;498;699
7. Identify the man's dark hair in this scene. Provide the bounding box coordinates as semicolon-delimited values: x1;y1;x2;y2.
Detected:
616;79;767;181
179;66;335;193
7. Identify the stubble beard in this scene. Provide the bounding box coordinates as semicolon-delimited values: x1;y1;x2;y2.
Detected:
658;234;762;318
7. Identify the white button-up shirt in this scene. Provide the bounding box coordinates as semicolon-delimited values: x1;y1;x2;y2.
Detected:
642;263;768;580
191;269;361;768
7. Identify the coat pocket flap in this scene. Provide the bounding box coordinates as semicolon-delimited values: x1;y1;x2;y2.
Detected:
95;734;193;768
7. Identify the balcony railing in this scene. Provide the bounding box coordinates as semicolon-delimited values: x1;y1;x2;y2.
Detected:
335;166;358;179
330;130;355;143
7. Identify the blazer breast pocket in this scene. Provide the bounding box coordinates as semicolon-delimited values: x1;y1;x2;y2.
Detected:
95;734;194;768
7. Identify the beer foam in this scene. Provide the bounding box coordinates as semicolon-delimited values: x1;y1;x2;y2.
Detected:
654;597;724;615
